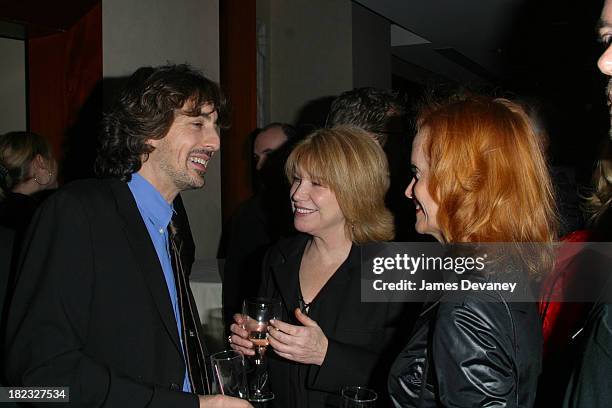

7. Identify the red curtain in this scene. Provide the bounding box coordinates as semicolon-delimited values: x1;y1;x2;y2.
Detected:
220;0;257;223
27;2;102;161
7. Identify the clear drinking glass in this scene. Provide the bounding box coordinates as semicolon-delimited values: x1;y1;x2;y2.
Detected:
210;350;248;399
242;297;282;402
341;386;378;408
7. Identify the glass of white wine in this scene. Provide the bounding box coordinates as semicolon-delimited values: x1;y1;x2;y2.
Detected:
242;297;282;403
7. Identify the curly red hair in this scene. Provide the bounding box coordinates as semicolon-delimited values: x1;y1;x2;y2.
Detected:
418;96;558;273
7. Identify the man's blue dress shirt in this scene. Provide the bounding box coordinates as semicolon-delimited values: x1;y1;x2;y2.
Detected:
128;173;191;393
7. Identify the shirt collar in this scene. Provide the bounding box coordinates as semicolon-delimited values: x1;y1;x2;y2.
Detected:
128;172;174;229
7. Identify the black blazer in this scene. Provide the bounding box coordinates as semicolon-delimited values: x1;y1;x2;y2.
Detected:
4;179;200;407
259;234;415;408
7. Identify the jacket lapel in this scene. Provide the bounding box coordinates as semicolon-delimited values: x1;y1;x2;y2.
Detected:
270;236;355;330
311;245;355;332
270;235;308;320
107;179;182;354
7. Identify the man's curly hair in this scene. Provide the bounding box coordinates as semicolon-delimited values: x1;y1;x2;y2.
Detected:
95;64;229;181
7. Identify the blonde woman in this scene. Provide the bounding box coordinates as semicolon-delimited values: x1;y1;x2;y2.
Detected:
230;126;411;408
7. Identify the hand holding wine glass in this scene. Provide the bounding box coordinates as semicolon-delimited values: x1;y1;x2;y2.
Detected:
229;314;255;356
267;308;329;366
236;297;282;402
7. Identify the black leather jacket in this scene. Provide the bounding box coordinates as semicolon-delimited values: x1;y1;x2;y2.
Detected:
388;284;542;407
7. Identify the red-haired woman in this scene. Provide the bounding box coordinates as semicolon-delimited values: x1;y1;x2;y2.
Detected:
388;95;558;407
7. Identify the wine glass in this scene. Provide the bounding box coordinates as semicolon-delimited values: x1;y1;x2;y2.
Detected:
341;386;377;408
242;297;282;402
210;350;248;399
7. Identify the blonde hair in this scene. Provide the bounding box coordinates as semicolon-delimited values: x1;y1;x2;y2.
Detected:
0;131;53;199
285;126;394;243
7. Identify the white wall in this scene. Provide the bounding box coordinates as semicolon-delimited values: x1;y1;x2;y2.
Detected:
103;0;221;261
0;38;26;134
260;0;353;124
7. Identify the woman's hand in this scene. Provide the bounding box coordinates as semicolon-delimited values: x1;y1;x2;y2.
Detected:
228;313;255;356
199;395;252;408
267;308;329;366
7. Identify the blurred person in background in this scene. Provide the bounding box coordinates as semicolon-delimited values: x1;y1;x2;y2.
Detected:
537;138;612;408
252;123;296;171
0;131;58;242
0;131;58;325
557;7;612;403
559;138;612;407
222;123;298;331
0;132;58;408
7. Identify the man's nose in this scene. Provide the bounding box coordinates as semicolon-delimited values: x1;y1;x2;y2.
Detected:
598;45;612;76
204;128;221;152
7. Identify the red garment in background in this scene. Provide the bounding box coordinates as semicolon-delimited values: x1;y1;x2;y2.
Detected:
539;229;593;356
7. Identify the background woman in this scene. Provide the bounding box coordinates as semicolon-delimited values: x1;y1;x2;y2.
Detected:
0;131;57;393
0;131;58;239
538;138;612;407
230;126;413;407
388;96;557;407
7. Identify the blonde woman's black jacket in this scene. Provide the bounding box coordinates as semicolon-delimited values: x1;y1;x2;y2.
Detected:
388;267;542;408
259;234;417;408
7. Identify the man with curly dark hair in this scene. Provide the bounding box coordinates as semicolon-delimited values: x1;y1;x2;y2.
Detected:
4;64;250;408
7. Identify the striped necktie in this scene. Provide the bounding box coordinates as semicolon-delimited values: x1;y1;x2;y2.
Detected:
168;219;211;395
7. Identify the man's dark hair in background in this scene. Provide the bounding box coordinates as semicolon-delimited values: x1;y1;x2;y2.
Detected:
326;87;421;242
326;87;405;146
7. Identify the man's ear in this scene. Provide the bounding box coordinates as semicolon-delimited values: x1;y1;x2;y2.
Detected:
140;140;157;164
